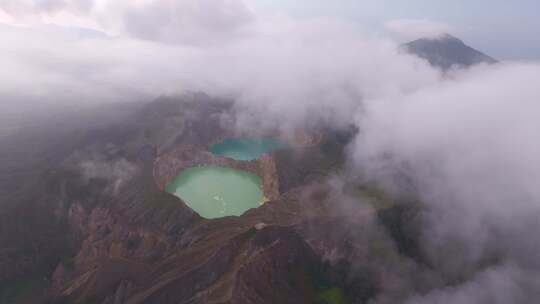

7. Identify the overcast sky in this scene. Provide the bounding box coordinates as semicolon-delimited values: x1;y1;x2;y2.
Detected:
254;0;540;60
1;1;538;59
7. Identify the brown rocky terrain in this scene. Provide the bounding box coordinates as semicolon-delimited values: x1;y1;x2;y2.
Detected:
153;145;280;201
1;94;426;304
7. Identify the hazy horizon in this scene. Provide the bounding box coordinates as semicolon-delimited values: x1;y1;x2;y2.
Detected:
2;1;539;60
254;0;540;60
1;2;540;303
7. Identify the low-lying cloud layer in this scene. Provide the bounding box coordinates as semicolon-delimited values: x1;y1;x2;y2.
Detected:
0;2;441;130
2;1;540;303
354;63;540;303
0;0;255;43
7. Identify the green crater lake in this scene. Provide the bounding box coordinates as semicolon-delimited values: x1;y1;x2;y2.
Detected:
166;166;264;219
209;138;288;161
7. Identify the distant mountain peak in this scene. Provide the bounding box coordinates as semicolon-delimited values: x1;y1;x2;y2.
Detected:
403;33;497;70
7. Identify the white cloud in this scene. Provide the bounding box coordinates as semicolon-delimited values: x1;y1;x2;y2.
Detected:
0;0;255;44
353;62;540;302
0;13;441;131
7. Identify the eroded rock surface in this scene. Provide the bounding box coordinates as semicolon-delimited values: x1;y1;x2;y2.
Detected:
4;94;402;304
153;145;280;201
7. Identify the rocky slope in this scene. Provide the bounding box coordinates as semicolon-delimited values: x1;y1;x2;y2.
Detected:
153;145;280;202
403;34;497;70
1;94;430;304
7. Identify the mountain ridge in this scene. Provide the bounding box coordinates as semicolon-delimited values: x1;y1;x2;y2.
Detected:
403;33;498;70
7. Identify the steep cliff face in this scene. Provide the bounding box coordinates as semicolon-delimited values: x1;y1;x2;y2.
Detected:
50;176;419;304
49;171;200;300
50;184;321;303
229;226;322;304
153;145;281;202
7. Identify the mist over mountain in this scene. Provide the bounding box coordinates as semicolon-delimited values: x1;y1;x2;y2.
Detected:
1;1;539;304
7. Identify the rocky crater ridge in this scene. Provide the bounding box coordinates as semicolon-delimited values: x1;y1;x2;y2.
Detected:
153;144;280;202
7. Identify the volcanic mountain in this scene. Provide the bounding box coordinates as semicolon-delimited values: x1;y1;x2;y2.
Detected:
1;94;381;304
0;92;501;304
403;33;498;70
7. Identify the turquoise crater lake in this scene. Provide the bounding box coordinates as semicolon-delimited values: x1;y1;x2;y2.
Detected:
166;166;264;219
209;138;288;161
